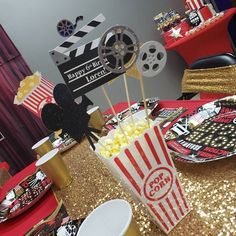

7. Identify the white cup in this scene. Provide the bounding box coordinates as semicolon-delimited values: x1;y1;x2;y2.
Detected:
77;199;140;236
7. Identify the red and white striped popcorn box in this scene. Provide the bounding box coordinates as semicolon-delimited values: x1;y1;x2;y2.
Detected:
95;124;190;234
186;0;204;11
198;4;216;22
14;72;55;117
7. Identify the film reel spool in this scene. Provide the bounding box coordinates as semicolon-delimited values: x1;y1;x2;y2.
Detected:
98;25;139;73
136;41;167;78
57;19;75;37
57;16;83;37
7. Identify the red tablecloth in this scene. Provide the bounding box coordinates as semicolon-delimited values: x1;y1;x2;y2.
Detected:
104;99;212;133
165;8;236;65
0;162;58;236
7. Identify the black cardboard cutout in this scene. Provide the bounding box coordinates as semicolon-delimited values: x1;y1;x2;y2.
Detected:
41;83;99;150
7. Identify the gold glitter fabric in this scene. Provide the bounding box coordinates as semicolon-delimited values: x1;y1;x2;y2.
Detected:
182;65;236;94
55;140;236;235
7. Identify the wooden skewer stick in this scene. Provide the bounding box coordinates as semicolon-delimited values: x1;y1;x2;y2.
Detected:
123;73;135;125
101;86;128;142
139;75;150;128
91;132;109;151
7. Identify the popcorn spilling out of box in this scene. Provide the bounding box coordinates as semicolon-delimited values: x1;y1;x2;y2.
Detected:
14;72;55;117
48;13;191;234
99;120;149;157
95;121;190;234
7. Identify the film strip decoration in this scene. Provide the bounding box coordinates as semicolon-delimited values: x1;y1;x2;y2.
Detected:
50;14;122;98
57;16;84;37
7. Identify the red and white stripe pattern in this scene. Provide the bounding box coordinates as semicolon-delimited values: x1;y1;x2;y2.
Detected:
111;125;190;234
22;77;54;117
198;4;215;22
186;0;204;11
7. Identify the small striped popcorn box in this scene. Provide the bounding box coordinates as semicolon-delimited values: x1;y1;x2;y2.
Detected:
198;4;216;22
14;72;55;117
186;0;204;11
95;124;190;234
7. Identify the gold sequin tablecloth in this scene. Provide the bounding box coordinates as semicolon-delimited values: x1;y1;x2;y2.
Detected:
55;140;236;235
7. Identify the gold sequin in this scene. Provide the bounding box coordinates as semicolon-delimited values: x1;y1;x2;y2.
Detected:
182;65;236;94
54;140;236;235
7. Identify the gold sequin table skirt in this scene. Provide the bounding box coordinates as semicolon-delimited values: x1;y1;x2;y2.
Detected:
182;65;236;95
55;141;236;235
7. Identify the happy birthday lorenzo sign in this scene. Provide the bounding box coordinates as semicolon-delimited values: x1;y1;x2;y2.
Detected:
49;14;122;98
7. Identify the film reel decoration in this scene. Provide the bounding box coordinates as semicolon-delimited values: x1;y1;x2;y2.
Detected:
136;41;167;78
57;16;83;37
98;25;139;74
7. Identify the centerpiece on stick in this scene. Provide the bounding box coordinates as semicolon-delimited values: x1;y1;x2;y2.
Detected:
94;26;190;234
47;13;190;234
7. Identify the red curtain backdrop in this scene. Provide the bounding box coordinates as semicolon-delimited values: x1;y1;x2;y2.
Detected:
0;25;47;175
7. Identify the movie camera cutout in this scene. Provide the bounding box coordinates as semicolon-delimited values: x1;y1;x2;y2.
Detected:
41;84;100;150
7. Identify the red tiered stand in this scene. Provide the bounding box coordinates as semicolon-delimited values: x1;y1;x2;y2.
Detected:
165;8;236;65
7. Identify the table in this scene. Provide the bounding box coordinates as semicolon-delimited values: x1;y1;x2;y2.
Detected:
56;100;236;235
165;8;236;65
1;100;236;235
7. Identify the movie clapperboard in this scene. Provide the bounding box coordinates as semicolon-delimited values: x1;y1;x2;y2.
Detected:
50;13;122;99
